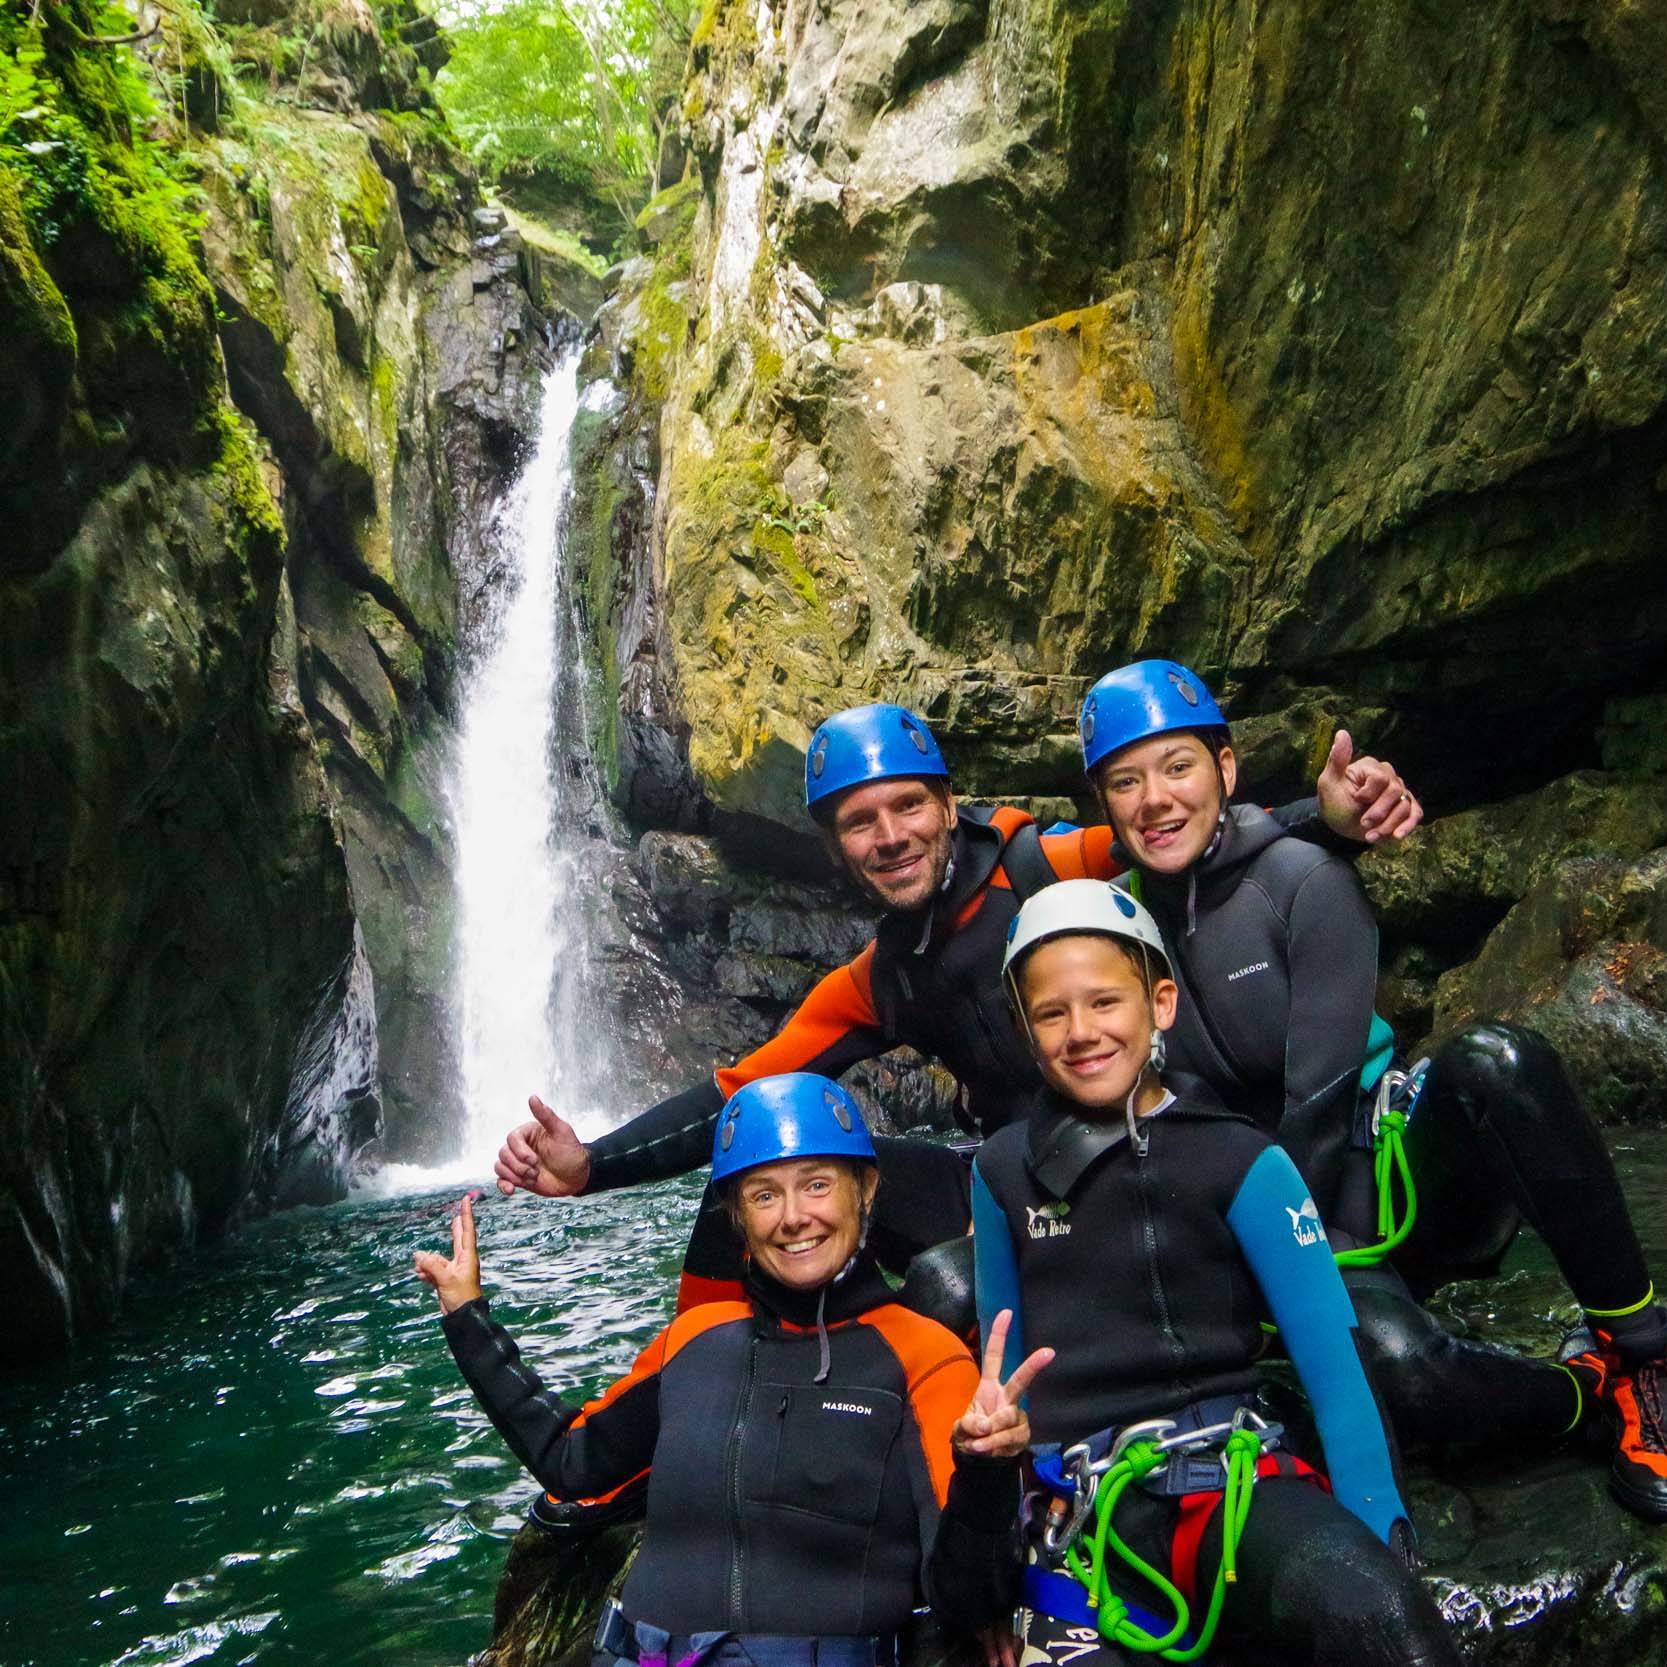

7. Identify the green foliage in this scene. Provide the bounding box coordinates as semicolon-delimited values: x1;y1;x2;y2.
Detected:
432;0;691;235
1;3;203;247
758;500;828;539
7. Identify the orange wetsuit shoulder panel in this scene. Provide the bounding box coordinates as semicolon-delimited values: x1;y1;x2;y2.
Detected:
1038;824;1121;881
714;943;881;1100
567;1301;751;1431
858;1304;981;1508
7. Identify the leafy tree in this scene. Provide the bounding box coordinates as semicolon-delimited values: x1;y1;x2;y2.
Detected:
432;0;690;234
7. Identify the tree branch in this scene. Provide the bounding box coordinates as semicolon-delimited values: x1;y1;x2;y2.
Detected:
58;5;162;46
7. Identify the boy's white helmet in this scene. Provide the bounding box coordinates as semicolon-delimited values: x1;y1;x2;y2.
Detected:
1002;878;1172;993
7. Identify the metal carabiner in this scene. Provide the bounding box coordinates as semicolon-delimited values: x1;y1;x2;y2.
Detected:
1108;1417;1178;1465
1370;1068;1406;1140
1042;1443;1100;1556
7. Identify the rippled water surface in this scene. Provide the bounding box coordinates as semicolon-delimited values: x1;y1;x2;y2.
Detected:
0;1179;702;1667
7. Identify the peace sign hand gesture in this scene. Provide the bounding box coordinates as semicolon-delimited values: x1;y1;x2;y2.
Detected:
413;1192;485;1315
952;1309;1053;1460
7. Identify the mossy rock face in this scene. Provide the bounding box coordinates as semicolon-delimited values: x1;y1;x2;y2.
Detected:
611;0;1667;838
1354;771;1667;1109
1;0;553;1347
0;168;77;503
0;442;355;1360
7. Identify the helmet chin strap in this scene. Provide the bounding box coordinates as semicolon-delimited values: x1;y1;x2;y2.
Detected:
818;1212;869;1386
1124;1079;1150;1158
1202;751;1231;860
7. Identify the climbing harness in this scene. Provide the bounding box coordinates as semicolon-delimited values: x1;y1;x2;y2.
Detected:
1334;1059;1428;1269
1033;1405;1284;1661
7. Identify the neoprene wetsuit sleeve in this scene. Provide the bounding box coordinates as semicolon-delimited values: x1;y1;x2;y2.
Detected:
883;1317;1022;1628
1267;797;1362;854
583;1077;726;1192
1224;1146;1411;1548
926;1455;1024;1626
971;1162;1025;1381
585;948;891;1192
441;1298;663;1497
1279;858;1381;1207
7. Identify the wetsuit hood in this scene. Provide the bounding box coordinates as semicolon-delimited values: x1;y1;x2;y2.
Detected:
1024;1073;1248;1200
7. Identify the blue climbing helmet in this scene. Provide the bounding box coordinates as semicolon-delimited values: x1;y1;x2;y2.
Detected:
1079;660;1228;775
711;1072;877;1186
804;703;950;821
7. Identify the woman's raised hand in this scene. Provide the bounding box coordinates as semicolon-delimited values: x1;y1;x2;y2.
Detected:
413;1193;485;1314
952;1308;1053;1460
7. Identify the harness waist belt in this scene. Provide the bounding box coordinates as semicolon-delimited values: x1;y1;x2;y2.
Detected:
597;1611;900;1667
1033;1392;1270;1500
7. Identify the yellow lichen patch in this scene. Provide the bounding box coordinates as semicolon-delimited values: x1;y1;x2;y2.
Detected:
1169;293;1258;538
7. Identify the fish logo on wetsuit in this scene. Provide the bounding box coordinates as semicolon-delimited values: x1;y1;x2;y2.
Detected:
1026;1202;1072;1240
1286;1196;1323;1247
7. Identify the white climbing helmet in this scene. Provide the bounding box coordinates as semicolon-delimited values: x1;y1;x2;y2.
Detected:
1001;878;1172;1010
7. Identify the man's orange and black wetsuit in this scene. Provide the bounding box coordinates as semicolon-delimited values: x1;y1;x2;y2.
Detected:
577;808;1107;1304
577;801;1330;1307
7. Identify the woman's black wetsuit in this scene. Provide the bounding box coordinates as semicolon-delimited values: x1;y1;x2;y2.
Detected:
972;1077;1457;1667
441;1256;1018;1655
1136;804;1660;1448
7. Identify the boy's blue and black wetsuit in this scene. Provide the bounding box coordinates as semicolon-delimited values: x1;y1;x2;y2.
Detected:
973;1075;1458;1667
1135;804;1664;1465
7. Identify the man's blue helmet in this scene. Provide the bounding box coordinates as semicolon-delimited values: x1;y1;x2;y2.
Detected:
1079;660;1228;774
804;703;949;821
711;1073;877;1186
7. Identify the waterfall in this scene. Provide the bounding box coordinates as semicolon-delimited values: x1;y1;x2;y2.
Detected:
447;348;617;1166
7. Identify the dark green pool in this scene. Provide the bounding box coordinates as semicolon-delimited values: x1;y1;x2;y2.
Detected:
5;1134;1666;1667
0;1177;702;1667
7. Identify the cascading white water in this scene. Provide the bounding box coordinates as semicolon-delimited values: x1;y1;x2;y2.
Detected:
448;348;615;1166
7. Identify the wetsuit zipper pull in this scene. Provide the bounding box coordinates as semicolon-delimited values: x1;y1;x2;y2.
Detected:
778;1391;789;1416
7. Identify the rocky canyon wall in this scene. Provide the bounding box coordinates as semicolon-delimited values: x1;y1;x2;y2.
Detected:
0;0;551;1359
578;0;1667;1120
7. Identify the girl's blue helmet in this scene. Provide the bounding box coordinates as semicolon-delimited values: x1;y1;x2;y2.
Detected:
711;1073;877;1186
1079;660;1228;774
804;704;949;821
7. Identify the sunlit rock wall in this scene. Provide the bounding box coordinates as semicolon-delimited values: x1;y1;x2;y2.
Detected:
581;0;1667;1108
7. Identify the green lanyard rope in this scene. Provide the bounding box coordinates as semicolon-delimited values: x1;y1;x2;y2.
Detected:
1064;1428;1263;1661
1333;1107;1417;1269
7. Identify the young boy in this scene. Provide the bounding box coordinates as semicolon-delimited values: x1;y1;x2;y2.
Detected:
972;879;1456;1667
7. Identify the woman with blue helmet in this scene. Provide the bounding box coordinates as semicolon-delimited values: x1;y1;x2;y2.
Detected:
416;1073;1047;1667
1077;658;1667;1520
